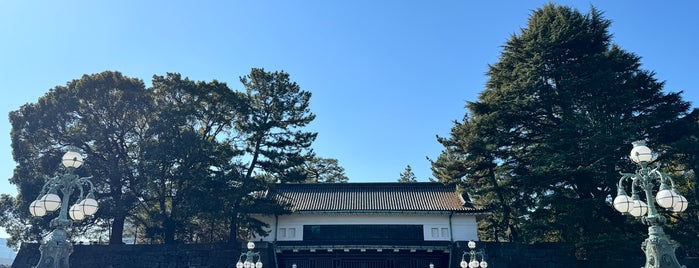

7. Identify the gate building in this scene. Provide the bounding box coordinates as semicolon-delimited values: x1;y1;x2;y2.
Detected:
253;182;487;268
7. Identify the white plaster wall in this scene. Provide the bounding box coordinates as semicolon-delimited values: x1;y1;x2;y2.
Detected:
254;213;479;242
451;214;479;242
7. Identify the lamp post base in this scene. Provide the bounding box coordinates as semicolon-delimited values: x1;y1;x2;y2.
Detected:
33;229;73;268
642;226;685;268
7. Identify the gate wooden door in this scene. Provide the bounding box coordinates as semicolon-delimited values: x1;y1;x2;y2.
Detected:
340;259;387;268
276;250;449;268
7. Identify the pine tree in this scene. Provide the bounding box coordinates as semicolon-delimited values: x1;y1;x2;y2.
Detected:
227;68;317;241
398;165;418;183
433;4;697;259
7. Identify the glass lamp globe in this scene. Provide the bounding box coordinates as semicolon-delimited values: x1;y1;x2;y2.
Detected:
656;188;679;209
40;193;62;212
629;200;648;217
460;260;468;268
672;195;688;212
255;261;263;268
236;261;243;268
480;261;488;268
79;198;99;216
69;203;85;220
469;260;479;268
247;241;255;250
468;240;476;249
244;261;252;268
629;142;653;163
62;151;84;168
613;194;633;213
29;200;47;217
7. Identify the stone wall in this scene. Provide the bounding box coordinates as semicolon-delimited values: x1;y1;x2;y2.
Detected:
12;242;274;268
453;242;699;268
13;241;698;268
452;242;577;267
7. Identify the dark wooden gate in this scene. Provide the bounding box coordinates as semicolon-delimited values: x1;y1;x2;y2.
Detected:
341;259;386;268
277;249;449;268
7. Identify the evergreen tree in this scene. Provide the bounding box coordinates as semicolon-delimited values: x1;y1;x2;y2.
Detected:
2;69;324;247
227;68;317;242
433;4;697;259
303;156;349;183
134;73;241;244
4;71;150;246
398;165;418;183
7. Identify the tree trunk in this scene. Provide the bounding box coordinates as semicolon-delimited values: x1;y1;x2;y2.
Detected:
110;216;125;244
164;218;176;244
487;165;518;242
228;213;238;243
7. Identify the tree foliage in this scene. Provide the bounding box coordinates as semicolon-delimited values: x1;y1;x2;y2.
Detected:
133;73;242;244
432;4;698;259
3;71;149;247
225;68;317;242
398;165;418;183
302;156;349;183
2;68;333;248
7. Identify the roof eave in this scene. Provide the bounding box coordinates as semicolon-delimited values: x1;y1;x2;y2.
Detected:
289;210;488;215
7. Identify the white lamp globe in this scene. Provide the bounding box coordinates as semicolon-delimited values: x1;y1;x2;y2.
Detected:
469;260;479;268
29;200;47;217
480;261;488;268
244;261;252;268
672;195;688;212
62;151;84;168
236;262;243;268
629;142;653;164
79;198;99;216
629;200;648;217
255;261;263;268
656;188;679;209
613;194;633;213
468;240;476;249
40;193;62;212
247;241;255;250
460;260;468;268
69;203;85;220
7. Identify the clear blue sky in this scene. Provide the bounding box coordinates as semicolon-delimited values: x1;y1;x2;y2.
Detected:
1;1;697;197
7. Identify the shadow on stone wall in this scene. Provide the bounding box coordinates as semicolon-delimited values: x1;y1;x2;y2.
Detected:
12;241;698;268
12;242;275;268
451;242;698;268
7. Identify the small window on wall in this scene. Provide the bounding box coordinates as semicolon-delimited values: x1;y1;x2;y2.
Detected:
279;228;287;238
288;228;296;238
441;228;449;238
430;227;450;239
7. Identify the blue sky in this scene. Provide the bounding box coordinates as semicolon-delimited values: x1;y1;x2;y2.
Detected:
0;1;697;199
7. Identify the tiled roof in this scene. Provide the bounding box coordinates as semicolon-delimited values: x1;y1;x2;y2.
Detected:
266;182;484;214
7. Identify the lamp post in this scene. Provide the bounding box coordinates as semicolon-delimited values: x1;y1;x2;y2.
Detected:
28;150;99;268
612;141;688;268
236;241;263;268
460;241;488;268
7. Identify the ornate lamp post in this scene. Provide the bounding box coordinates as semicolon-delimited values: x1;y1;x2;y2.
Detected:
236;241;263;268
613;141;688;268
28;150;99;268
460;240;488;268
